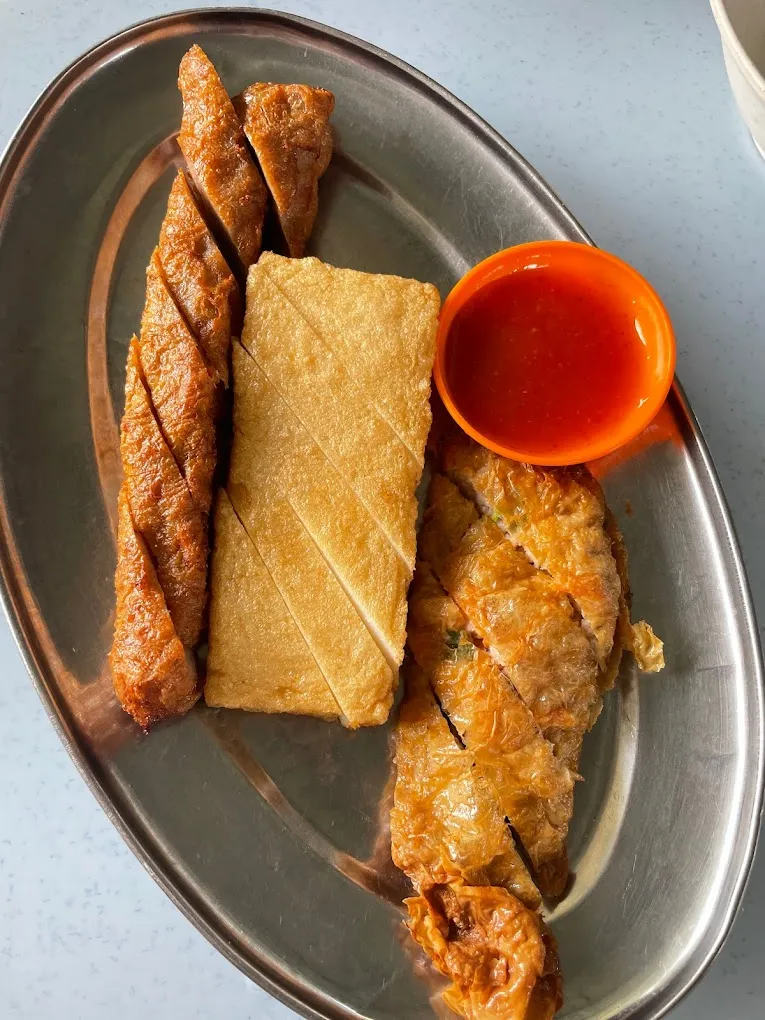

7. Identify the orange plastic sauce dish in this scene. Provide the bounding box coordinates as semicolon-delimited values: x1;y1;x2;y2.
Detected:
434;241;676;466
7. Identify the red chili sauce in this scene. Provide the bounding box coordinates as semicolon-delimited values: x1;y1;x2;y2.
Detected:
444;263;650;460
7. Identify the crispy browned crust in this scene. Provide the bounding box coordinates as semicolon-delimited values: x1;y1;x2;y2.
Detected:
178;45;268;270
526;929;564;1020
158;170;238;386
237;83;334;257
119;339;208;648
140;250;218;515
110;489;199;729
397;434;663;1015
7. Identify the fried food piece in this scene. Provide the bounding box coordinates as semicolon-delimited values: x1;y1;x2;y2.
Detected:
139;251;218;515
210;340;395;726
408;564;574;898
224;472;393;727
119;338;208;648
241;259;426;568
206;489;340;718
110;489;199;728
418;471;480;574
423;475;601;774
237;84;334;258
178;45;268;271
526;932;564;1020
605;510;665;683
228;342;409;664
259;252;440;461
391;667;540;910
158;169;238;385
440;431;620;669
405;880;562;1020
207;257;438;725
627;619;664;671
114;48;344;727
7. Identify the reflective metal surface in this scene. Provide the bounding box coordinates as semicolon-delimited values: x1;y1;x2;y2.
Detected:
0;10;761;1020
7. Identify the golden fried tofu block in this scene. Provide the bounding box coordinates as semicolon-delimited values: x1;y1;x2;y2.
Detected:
206;490;340;718
207;258;438;725
221;342;396;727
258;252;439;463
230;342;409;666
240;258;435;568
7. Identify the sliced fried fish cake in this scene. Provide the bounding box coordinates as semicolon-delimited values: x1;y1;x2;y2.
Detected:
110;489;198;729
139;251;217;515
237;83;334;258
120;338;207;647
178;45;268;271
158;169;238;385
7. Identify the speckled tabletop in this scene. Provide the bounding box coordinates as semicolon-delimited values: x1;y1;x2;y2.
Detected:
1;1;763;1018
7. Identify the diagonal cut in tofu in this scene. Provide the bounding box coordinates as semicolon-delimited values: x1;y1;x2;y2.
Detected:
230;341;409;667
240;261;422;569
206;490;340;719
259;252;439;462
223;475;394;728
207;256;439;727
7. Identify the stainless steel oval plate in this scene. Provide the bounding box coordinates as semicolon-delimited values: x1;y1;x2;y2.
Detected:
0;10;761;1020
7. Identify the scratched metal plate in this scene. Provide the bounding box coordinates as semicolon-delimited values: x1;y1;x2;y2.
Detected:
0;10;761;1020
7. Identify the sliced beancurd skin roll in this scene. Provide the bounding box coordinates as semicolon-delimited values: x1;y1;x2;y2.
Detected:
407;562;574;899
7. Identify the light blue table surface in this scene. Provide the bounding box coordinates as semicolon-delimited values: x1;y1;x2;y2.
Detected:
1;1;763;1017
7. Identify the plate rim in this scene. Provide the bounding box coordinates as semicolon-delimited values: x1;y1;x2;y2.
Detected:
0;9;761;1020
